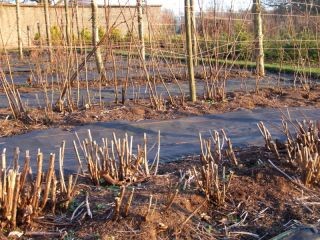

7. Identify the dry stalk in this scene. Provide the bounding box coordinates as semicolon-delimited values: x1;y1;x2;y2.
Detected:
40;153;55;210
0;147;76;229
200;130;238;166
85;191;93;219
222;129;238;166
124;187;135;217
257;121;280;159
259;120;320;186
59;141;67;193
74;130;160;186
177;198;207;234
144;194;153;220
113;186;126;220
0;70;33;123
164;188;179;212
194;132;235;205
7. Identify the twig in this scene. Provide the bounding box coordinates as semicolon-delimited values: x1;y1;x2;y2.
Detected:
85;192;92;219
71;201;85;221
144;194;153;219
24;231;65;238
164;189;179;212
228;231;259;239
177;199;206;234
59;141;67;193
268;160;319;197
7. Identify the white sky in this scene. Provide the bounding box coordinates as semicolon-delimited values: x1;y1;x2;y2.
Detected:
106;0;253;15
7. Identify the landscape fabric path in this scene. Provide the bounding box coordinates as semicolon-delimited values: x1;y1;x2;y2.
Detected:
0;107;319;171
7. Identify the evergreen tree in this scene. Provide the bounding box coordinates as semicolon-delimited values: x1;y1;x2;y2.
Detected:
264;0;320;14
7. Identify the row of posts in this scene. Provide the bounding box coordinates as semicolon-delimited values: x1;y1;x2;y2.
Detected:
20;23;48;52
15;0;56;61
14;0;145;61
14;0;264;102
184;0;265;102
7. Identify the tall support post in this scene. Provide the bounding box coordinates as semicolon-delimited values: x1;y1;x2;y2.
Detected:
92;0;106;80
75;1;80;41
137;0;145;61
15;0;23;59
253;0;265;77
185;0;196;102
74;0;83;53
27;26;31;47
190;0;198;66
44;0;52;62
104;0;110;33
64;0;71;46
37;22;42;47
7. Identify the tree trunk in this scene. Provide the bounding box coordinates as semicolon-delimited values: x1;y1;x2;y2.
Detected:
92;0;106;79
185;0;196;102
15;0;23;59
137;0;145;61
253;0;265;77
44;0;52;62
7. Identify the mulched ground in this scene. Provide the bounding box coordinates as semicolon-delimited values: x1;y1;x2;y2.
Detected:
5;146;320;240
1;76;320;239
0;85;319;137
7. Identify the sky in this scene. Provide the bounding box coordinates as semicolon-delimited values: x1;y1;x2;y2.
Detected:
106;0;253;15
15;0;253;15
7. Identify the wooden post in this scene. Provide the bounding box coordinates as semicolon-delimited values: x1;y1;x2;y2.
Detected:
253;0;265;77
43;0;52;62
104;0;110;33
92;0;106;79
64;0;71;46
190;0;198;66
137;0;146;61
75;0;81;47
27;26;31;47
15;0;23;59
37;22;42;46
185;0;196;102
